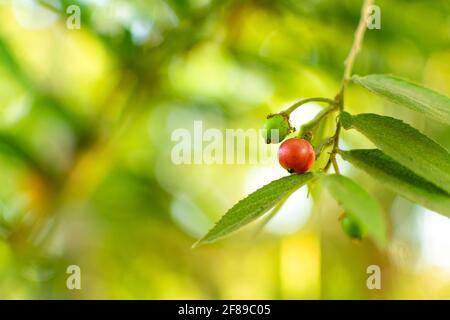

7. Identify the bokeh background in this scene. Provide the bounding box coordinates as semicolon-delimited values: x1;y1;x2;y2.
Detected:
0;0;449;299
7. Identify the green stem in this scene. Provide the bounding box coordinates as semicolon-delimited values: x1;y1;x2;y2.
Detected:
314;136;335;159
331;154;341;174
340;0;374;91
326;0;373;173
282;97;334;115
298;105;337;138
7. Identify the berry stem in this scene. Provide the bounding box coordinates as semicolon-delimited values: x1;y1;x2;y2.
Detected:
282;97;334;115
298;104;337;138
314;137;335;159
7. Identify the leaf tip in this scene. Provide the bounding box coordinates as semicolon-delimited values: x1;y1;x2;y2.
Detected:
191;243;198;249
191;239;203;249
192;232;214;248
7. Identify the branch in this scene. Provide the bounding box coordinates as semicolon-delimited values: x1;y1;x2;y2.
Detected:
340;0;374;90
326;0;374;173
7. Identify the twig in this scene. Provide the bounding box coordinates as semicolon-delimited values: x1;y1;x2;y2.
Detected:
298;104;337;138
282;97;334;115
327;0;373;173
340;0;374;91
331;156;341;175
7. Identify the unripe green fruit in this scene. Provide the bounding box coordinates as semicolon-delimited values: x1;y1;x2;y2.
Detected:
340;214;366;240
262;113;292;144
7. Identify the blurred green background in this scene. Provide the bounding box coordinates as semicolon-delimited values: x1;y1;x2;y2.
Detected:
0;0;449;299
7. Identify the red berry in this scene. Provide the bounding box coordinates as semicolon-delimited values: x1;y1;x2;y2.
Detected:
278;138;315;173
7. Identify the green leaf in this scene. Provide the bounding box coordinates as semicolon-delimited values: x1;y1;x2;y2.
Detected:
321;174;387;249
340;112;450;194
352;74;450;124
339;149;450;218
194;173;315;247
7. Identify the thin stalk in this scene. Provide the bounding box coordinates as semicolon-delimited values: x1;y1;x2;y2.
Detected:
340;0;374;92
331;156;340;174
314;137;335;160
298;105;337;138
327;0;373;173
281;97;334;115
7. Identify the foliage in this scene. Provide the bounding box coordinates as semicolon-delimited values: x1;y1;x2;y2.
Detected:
195;173;314;247
200;73;450;247
198;1;450;251
339;149;450;217
0;0;449;299
352;74;450;125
